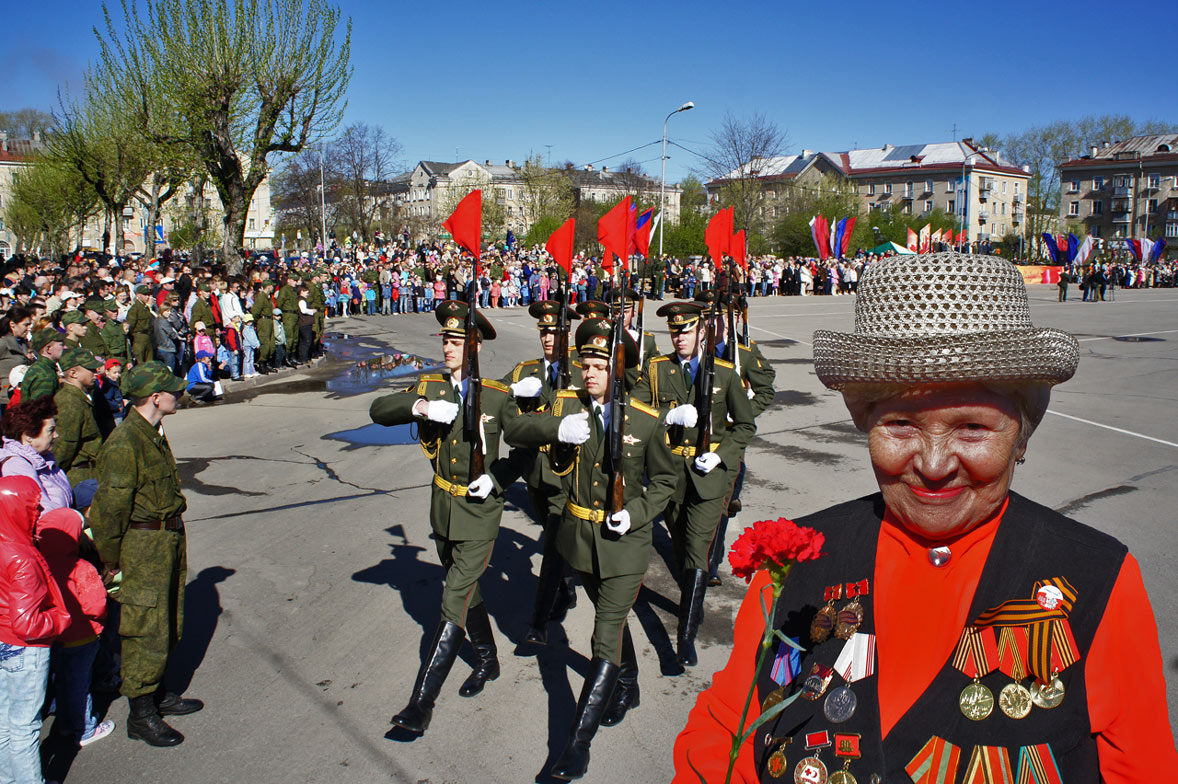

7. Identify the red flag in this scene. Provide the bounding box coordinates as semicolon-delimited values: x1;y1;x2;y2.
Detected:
840;217;857;257
633;208;654;256
444;190;482;275
545;217;575;278
602;249;615;274
907;227;919;252
811;214;830;260
705;207;733;266
597;197;632;274
732;230;747;269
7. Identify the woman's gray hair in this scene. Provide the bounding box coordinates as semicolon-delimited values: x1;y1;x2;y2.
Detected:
841;381;1052;449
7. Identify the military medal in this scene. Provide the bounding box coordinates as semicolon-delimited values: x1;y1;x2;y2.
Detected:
811;584;841;643
766;737;793;779
952;627;998;721
762;687;786;714
801;663;834;701
996;627;1032;719
794;731;831;784
823;686;857;724
828;733;861;784
825;632;875;723
906;736;963;784
833;581;868;640
1030;672;1065;709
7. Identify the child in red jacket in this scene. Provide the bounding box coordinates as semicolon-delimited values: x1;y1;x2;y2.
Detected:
35;507;115;746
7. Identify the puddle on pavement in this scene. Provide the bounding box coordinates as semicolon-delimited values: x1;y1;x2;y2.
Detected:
1112;335;1164;343
325;352;443;397
324;422;419;450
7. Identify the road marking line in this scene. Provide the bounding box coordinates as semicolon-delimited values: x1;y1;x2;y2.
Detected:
758;311;854;318
1046;410;1178;450
1077;329;1178;342
751;324;812;346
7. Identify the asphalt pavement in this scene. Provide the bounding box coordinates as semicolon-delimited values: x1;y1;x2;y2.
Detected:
61;286;1178;783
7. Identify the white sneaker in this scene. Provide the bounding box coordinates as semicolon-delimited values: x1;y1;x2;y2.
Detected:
79;719;115;747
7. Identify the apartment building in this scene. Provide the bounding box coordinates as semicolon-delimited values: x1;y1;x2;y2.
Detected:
1058;134;1178;241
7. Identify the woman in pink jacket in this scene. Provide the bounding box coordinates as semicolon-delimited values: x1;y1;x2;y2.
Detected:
0;476;69;783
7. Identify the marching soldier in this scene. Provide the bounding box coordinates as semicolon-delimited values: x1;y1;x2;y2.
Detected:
632;302;756;667
125;285;157;366
20;329;65;402
500;300;583;645
504;318;678;781
89;362;203;746
693;291;776;585
575;290;659;363
53;347;104;486
369;301;526;735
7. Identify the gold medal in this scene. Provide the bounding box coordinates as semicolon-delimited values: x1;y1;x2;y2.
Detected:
959;679;994;721
811;600;837;643
801;663;834;701
998;682;1033;719
834;598;864;640
829;768;858;784
762;687;786;714
1031;675;1066;709
768;745;790;779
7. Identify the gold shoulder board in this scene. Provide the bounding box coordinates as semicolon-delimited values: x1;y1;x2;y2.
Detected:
716;358;735;370
650;355;669;364
629;400;659;418
482;378;509;393
416;374;444;394
556;389;579;399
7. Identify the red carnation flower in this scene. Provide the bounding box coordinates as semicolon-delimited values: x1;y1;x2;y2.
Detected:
728;517;825;583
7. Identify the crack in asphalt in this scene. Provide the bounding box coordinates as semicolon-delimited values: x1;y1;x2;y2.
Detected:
1055;485;1137;516
292;446;387;494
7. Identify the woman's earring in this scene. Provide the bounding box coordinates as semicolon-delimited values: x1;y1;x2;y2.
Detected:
1015;457;1026;465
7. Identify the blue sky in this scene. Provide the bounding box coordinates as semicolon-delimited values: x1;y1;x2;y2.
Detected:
3;0;1175;183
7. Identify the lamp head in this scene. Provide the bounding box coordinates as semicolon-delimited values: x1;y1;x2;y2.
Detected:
679;101;695;113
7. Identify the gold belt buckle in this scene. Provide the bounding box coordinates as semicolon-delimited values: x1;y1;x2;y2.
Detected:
448;482;467;497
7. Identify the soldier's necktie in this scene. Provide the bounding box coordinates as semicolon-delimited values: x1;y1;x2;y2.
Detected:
683;360;693;389
594;404;605;444
549;364;558;388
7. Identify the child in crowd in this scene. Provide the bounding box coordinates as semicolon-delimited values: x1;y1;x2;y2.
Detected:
272;308;287;369
192;321;214;358
224;316;243;380
36;505;115;748
185;350;221;403
241;314;260;378
93;359;125;435
213;335;234;380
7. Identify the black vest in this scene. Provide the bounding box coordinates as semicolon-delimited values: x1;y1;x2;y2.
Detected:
752;492;1125;783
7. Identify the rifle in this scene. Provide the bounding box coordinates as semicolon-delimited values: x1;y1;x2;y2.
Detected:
555;277;572;390
463;280;485;483
635;257;648;365
607;268;627;515
724;263;737;364
694;289;720;458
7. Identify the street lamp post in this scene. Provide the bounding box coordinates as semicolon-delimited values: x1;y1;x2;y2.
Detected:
659;101;694;257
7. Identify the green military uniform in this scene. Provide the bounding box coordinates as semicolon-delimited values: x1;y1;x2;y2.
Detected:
306;275;326;354
82;323;108;357
250;289;276;366
52;349;104;486
101;302;129;362
188;291;216;334
20;330;64;402
574;298;657;388
275;280;300;355
61;312;87;350
125;290;156;366
633;301;756;667
88;364;189;702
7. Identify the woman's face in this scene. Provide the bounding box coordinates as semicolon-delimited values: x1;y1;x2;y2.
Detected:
865;384;1024;540
25;417;57;455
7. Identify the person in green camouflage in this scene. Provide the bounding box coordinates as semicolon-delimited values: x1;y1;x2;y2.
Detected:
60;311;88;348
52;347;104;486
275;271;301;363
188;283;217;337
503;318;679;780
20;329;64;402
306;272;326;357
82;300;110;357
249;280;276;373
369;301;526;736
101;300;128;363
125;285;156;366
88;361;203;747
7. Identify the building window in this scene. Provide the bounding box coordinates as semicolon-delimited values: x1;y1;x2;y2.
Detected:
1092;201;1103;215
1148;174;1160;189
1014;182;1020;195
1093;225;1102;238
905;181;913;197
884;183;892;195
902;202;911;214
248;218;255;230
925;180;934;193
997;223;1004;235
948;199;956;214
1069;180;1080;192
1068;201;1079;216
1093;177;1104;190
1167;223;1178;239
946;180;954;192
1148;198;1158;212
1002;182;1007;194
924;200;933;213
867;184;875;195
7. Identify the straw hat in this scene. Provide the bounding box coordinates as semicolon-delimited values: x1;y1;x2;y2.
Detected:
812;253;1079;389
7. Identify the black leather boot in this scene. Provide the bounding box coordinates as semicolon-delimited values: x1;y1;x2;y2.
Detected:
156;690;204;715
458;604;499;697
127;694;184;747
707;515;730;587
676;569;709;667
390;620;464;733
550;658;621;781
601;627;639;727
550;568;578;621
525;546;565;645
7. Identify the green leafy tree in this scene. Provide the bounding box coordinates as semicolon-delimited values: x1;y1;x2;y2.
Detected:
5;156;99;257
517;153;575;229
97;0;352;271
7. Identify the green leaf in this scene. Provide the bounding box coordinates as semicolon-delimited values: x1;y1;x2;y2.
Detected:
739;691;803;745
773;630;806;652
685;750;710;784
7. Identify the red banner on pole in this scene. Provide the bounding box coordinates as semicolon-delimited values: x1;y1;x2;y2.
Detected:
598;197;632;274
546;217;575;278
732;229;747;269
444;189;482;276
705;207;733;266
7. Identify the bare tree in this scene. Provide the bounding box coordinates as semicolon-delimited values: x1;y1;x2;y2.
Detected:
272;147;340;248
517;152;574;226
327;122;403;242
695;111;790;240
96;0;352;272
0;109;56;138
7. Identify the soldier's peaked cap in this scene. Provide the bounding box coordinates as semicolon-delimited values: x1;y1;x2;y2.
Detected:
656;301;703;330
528;300;580;329
575;318;638;368
434;300;495;340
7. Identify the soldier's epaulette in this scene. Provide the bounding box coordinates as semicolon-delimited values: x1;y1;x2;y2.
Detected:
517;358;541;367
416;374;445;394
556;389;580;399
629;399;658;418
649;355;670;364
716;358;735;370
643;330;656;337
482;378;509;393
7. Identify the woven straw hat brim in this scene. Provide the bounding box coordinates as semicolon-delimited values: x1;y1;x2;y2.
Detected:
812;327;1079;389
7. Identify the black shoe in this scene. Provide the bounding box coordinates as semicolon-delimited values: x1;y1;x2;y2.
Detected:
727;498;742;517
676;569;709;668
126;695;183;747
390;620;464;733
458;605;499;698
524;625;548;646
550;658;621;781
601;628;639;728
707;572;722;587
156;692;204;716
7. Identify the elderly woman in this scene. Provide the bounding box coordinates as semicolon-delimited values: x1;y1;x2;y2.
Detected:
0;397;73;512
672;254;1175;783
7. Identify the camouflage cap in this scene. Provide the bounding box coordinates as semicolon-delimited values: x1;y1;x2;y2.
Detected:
575;318;638;368
83;299;106;313
103;300;119;313
123;361;188;398
61;311;88;326
32;328;65;352
134;284;153;296
59;347;102;372
197;280;210;292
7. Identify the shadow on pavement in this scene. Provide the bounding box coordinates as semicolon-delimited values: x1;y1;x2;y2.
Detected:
168;566;236;696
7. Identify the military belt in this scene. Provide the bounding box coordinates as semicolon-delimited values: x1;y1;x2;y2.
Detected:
670;440;722;458
433;475;470;497
128;515;183;532
565;501;606;524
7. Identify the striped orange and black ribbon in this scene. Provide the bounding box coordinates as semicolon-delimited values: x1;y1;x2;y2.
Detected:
962;745;1015;784
1016;744;1063;784
971;578;1080;683
905;736;962;784
996;627;1029;681
951;626;999;679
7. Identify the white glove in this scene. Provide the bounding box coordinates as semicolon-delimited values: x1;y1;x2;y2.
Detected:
558;412;591;444
605;509;631;535
511;376;543;398
694;451;722;474
466;474;493;500
665;404;698;428
420;399;459;424
747;386;756;399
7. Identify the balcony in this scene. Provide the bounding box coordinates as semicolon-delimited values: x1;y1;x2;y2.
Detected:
1012;194;1022;204
1012;211;1024;224
977;210;990;223
1111;200;1131;213
1113;186;1132;198
1168;211;1178;221
1144;181;1160;192
1112;214;1132;224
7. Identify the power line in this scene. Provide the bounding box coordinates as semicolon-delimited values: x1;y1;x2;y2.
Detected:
583;140;661;167
666;139;726;170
